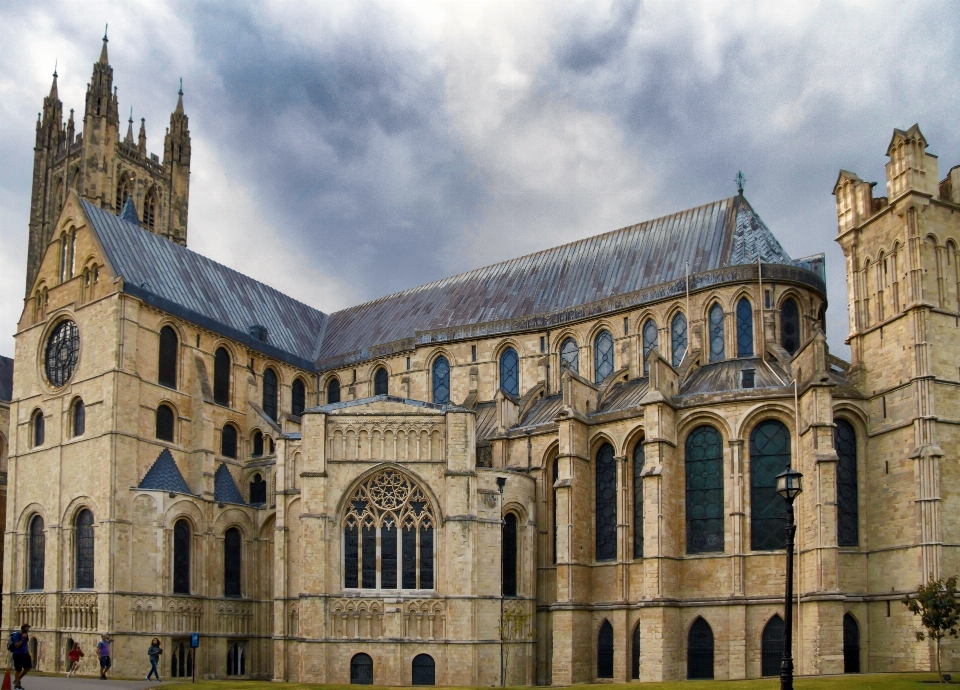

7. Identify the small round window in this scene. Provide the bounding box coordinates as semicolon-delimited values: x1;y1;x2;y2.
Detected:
45;320;79;387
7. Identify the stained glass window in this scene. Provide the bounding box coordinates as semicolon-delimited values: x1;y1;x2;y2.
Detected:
374;367;389;396
836;419;859;546
560;338;579;374
597;620;614;678
45;320;79;387
595;443;617;561
262;369;278;421
594;330;614;383
432;356;450;405
686;426;724;553
843;614;860;673
214;348;231;406
736;298;754;357
73;399;85;437
327;377;341;404
221;424;237;459
173;519;190;594
381;523;397;589
344;524;359;588
29;515;45;591
642;319;658;375
709;303;725;362
156;404;175;442
502;513;518;596
33;410;44;447
224;527;242;597
687;617;714;679
158;326;178;389
75;509;95;589
633;441;645;559
672;313;687;368
500;347;519;396
750;420;790;551
761;615;784;677
631;623;641;679
291;378;306;416
781;298;800;355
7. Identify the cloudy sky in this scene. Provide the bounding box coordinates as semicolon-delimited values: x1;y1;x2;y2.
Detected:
2;0;959;360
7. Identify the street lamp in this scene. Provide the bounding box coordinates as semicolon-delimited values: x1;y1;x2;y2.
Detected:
775;467;803;690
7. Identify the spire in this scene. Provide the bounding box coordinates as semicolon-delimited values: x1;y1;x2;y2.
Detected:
175;77;184;114
125;107;134;143
49;62;58;99
99;24;109;64
138;117;147;156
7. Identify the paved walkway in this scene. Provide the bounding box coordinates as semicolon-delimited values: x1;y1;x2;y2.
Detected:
1;673;166;690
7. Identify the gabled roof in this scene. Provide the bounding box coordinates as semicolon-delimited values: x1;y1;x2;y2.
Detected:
0;355;13;402
214;464;246;505
138;448;192;494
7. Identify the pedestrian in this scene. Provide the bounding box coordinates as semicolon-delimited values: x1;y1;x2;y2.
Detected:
8;623;32;690
96;634;112;680
146;638;162;682
66;642;84;677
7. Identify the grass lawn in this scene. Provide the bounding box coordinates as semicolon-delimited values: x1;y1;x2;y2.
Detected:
163;673;953;690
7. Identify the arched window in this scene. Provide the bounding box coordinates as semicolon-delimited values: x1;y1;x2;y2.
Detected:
213;347;231;406
115;173;133;212
350;653;374;684
33;409;45;447
750;420;791;550
262;368;278;421
75;509;95;589
143;187;158;230
226;641;245;676
633;440;645;559
343;468;435;590
156;404;175;442
327;377;341;404
552;458;559;565
373;367;389;396
843;614;860;673
412;654;435;686
708;303;725;362
502;512;518;596
736;297;754;357
157;326;179;388
29;515;45;591
249;473;267;505
761;615;785;677
499;347;519;396
597;620;614;678
642;319;658;375
173;519;191;594
595;443;617;561
252;431;264;457
672;312;687;368
268;436;275;454
836;419;859;546
560;338;579;374
432;356;450;405
221;424;237;459
594;330;614;383
72;399;85;437
631;623;641;679
290;378;306;416
59;231;75;283
224;528;242;597
687;617;714;679
780;297;801;355
685;425;724;553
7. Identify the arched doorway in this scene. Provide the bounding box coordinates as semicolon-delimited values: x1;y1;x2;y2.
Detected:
687;617;714;679
597;620;614;678
843;614;861;673
350;653;373;684
761;615;785;677
412;654;435;685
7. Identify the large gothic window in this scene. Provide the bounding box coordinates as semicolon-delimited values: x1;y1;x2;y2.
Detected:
432;357;450;405
115;173;133;212
595;443;617;561
262;368;278;421
685;426;724;554
597;620;614;678
672;312;687;367
736;297;754;357
642;319;658;375
213;347;231;406
158;326;178;389
156;404;175;442
708;303;725;362
143;187;159;230
173;519;191;594
75;509;95;589
45;319;79;387
750;420;791;551
761;615;785;677
633;441;645;559
224;528;242;597
594;330;614;383
502;512;518;596
373;367;389;396
780;297;801;355
688;618;715;679
499;347;519;397
835;420;859;546
343;469;435;590
560;337;579;374
327;377;341;404
291;378;306;416
29;515;45;591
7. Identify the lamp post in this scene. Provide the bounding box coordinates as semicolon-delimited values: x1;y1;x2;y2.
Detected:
496;476;507;687
775;467;803;690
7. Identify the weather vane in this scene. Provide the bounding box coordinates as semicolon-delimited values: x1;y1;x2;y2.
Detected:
735;170;746;195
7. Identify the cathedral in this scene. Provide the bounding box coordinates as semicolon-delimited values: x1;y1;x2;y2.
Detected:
3;37;960;685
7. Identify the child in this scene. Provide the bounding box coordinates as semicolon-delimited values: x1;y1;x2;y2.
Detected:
66;642;84;677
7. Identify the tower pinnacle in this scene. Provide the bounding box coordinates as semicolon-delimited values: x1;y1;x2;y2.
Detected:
100;24;109;64
49;63;59;99
125;107;134;143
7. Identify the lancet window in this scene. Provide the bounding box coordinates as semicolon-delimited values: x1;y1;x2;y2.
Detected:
736;297;754;357
835;419;859;546
633;440;645;558
642;319;658;375
594;330;614;383
750;420;791;550
432;356;450;405
291;378;306;416
213;348;231;406
560;338;579;374
708;303;725;362
595;443;617;561
780;297;800;354
500;347;519;396
373;367;389;396
685;425;724;553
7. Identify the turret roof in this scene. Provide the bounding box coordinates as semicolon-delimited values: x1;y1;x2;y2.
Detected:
138;449;192;494
214;464;245;505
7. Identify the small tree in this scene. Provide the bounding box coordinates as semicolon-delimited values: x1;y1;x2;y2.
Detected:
902;574;960;683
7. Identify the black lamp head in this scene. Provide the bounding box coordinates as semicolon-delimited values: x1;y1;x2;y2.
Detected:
496;476;507;493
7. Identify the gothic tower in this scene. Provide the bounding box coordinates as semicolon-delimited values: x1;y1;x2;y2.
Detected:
25;32;191;295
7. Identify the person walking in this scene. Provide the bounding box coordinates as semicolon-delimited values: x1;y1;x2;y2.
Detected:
146;638;162;682
96;634;112;680
66;642;84;677
9;623;32;690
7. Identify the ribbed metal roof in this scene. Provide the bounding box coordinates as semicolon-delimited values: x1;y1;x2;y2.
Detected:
595;378;651;415
519;394;564;428
137;449;193;494
474;401;497;442
679;358;789;396
0;355;13;402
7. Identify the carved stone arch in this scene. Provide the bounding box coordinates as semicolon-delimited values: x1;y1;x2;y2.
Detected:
212;510;254;538
587;319;617;344
776;288;807;314
162;499;205;533
676;410;734;446
61;495;101;529
552;327;582;353
427;346;457;369
541;440;559;467
335;463;444;526
634;307;660;333
735;403;797;444
260;360;283;384
495;337;525;360
157;317;187;342
502;501;528;524
833;404;868;437
18;502;49;533
589;431;619;459
700;291;730;319
623;424;646;459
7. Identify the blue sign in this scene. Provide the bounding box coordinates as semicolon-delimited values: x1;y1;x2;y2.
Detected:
190;633;199;648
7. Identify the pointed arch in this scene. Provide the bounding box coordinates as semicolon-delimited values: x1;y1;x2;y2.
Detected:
631;622;641;679
685;425;724;553
750;419;791;550
143;186;159;229
708;302;725;361
761;615;785;676
262;367;278;420
213;346;232;406
594;329;615;383
687;617;714;679
633;437;645;559
843;613;861;673
597;619;614;678
642;318;658;375
559;336;580;375
671;311;687;367
595;443;617;561
431;355;450;405
835;419;859;546
780;296;801;355
115;171;133;213
736;297;754;356
499;346;519;396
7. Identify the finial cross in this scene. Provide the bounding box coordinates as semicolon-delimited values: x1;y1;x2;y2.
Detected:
735;170;746;196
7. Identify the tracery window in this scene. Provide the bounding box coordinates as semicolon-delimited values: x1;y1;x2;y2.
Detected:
158;326;178;389
750;420;790;551
262;368;278;421
597;620;614;678
761;615;785;677
221;424;237;459
173;519;191;594
32;410;45;447
249;474;267;505
736;297;754;357
780;297;800;355
595;443;617;561
687;617;715;679
642;319;658;375
291;378;306;416
29;515;45;591
502;512;518;596
143;187;158;230
835;419;859;546
72;399;85;437
343;469;435;590
500;347;519;396
432;356;450;405
708;303;725;362
685;425;724;553
75;509;95;589
45;320;80;387
373;367;389;396
594;330;614;383
156;404;175;442
633;440;645;559
213;347;231;406
224;528;242;597
115;173;133;212
327;377;341;404
560;338;579;374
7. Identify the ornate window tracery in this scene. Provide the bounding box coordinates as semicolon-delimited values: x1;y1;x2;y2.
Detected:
750;420;790;550
708;303;725;362
672;313;687;367
343;469;435;590
685;425;724;553
642;319;658;375
560;338;579;374
594;330;614;383
780;297;800;354
595;443;617;561
835;419;859;546
432;357;450;405
500;347;519;396
45;320;79;387
736;297;754;357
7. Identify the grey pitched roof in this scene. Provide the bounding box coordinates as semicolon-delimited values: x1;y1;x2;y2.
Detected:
595;377;651;415
214;464;246;505
0;355;13;402
81;199;327;369
138;449;192;494
679;358;790;396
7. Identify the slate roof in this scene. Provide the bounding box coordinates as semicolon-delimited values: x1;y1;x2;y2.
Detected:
0;355;13;402
679;358;790;396
138;449;192;494
214;464;246;505
595;378;651;415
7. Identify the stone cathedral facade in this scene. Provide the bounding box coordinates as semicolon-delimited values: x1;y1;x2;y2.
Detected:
4;40;960;685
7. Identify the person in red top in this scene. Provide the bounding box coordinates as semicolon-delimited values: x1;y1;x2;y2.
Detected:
66;642;84;677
